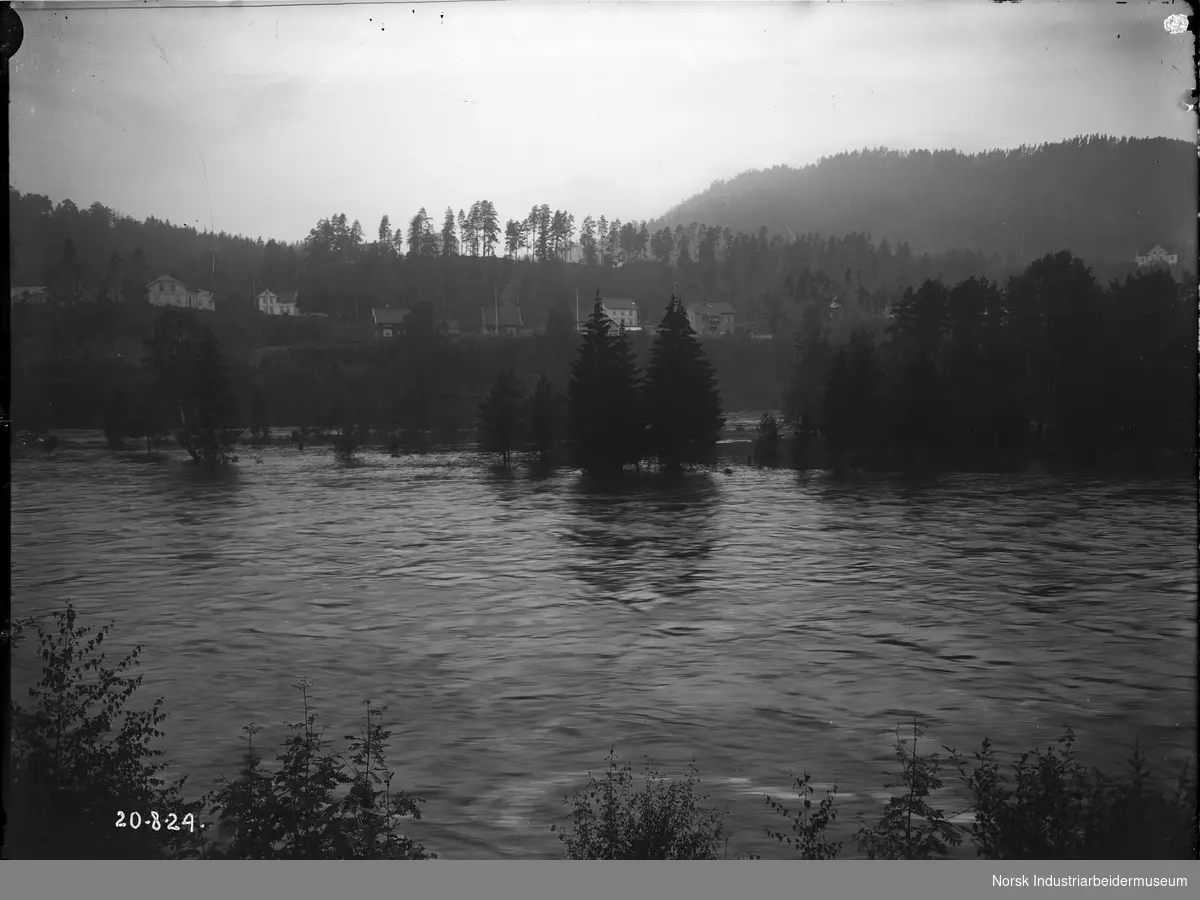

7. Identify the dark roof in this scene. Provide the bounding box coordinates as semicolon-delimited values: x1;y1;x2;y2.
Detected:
690;301;736;316
602;297;638;311
483;306;524;329
373;308;411;325
146;274;186;289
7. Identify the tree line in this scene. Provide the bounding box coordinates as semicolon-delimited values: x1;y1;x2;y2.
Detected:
14;179;1180;346
21;249;1195;476
778;253;1194;472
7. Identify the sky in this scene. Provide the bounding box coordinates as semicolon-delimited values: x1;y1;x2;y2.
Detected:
9;0;1196;245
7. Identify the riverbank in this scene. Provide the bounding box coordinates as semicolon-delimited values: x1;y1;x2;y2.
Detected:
11;423;1195;479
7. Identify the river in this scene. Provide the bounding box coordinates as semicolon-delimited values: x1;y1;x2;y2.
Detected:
10;434;1196;858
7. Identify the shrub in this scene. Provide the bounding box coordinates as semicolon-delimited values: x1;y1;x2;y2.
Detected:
205;679;434;860
854;720;964;859
8;601;207;859
763;772;843;858
956;729;1197;859
551;749;726;859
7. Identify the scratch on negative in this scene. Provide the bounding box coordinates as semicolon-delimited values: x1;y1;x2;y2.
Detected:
150;32;175;77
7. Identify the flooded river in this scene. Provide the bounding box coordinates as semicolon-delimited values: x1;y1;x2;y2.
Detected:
10;436;1196;858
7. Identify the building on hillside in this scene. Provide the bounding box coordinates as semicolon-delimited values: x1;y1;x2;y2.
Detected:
574;295;642;332
11;286;50;304
145;275;216;311
482;304;524;337
372;307;411;338
601;297;640;331
1135;245;1179;267
828;299;844;321
257;289;299;316
684;301;736;336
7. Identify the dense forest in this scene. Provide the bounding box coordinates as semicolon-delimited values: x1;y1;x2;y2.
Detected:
10;136;1190;339
651;136;1196;266
13;251;1195;476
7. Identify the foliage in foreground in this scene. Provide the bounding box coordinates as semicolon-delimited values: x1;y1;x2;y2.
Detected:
551;749;727;859
7;601;433;860
205;679;435;860
759;719;1197;861
10;603;1196;860
8;603;205;858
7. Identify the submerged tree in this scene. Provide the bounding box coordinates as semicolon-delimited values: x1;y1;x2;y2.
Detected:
527;374;565;466
478;367;526;468
143;309;240;465
642;295;725;472
103;385;131;450
566;294;645;476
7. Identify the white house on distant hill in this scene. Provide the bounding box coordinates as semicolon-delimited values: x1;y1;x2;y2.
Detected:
575;295;642;332
685;301;736;336
1135;245;1178;267
145;275;215;311
257;289;299;315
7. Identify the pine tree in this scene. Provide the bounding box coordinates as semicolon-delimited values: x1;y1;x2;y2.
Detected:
441;207;459;257
479;200;500;257
566;294;644;476
478;367;526;468
580;216;599;266
643;295;725;472
504;220;522;258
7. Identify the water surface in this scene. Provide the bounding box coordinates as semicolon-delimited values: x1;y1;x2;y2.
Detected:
11;438;1196;858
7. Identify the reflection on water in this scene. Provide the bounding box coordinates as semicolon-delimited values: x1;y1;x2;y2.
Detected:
10;441;1197;859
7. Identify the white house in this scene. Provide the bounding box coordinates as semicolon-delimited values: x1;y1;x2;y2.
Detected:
685;301;736;336
145;275;215;311
575;295;642;332
256;289;299;316
1135;245;1178;267
602;297;640;331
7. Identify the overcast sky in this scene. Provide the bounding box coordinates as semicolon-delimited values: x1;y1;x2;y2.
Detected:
9;0;1195;244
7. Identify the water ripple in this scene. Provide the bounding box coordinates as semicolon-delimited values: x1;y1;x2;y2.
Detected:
10;444;1196;859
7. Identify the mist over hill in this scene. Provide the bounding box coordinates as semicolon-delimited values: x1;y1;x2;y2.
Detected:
650;136;1195;266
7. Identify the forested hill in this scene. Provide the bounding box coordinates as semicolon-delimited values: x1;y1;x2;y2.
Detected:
651;136;1195;265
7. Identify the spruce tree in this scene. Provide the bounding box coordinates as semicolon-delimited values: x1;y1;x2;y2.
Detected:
567;294;644;476
642;295;725;472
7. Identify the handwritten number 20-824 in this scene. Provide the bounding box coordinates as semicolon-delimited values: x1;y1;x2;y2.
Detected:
115;811;196;832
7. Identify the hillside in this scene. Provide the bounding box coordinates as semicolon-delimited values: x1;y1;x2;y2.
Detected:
650;136;1196;266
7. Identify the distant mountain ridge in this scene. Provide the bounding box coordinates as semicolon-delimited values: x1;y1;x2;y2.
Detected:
650;136;1196;267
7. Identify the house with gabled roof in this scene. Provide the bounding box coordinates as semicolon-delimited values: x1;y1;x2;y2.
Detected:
684;300;736;336
257;289;299;316
372;307;411;339
482;304;524;337
574;294;643;332
145;275;215;311
1135;245;1179;268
